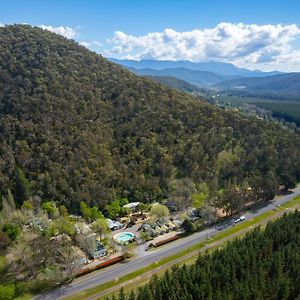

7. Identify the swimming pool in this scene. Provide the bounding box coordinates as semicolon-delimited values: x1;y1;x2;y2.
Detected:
113;232;135;244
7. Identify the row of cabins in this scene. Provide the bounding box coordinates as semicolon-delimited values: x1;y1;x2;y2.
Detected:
140;219;182;238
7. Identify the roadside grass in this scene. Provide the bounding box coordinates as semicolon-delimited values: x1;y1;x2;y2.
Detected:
281;194;300;208
14;294;32;300
64;193;300;300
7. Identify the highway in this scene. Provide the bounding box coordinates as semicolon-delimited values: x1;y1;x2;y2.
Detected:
36;186;300;300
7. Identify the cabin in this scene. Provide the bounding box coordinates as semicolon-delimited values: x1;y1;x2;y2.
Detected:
123;202;140;212
106;218;123;230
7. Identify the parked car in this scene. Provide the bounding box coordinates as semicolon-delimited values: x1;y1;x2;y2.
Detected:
234;215;246;223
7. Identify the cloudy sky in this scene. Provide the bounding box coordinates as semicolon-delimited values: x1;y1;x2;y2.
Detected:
1;0;300;71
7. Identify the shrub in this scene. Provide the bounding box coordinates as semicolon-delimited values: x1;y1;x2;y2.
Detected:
42;201;57;218
0;284;15;300
2;224;20;241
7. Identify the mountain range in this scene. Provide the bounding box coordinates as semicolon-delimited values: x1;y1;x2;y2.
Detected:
112;59;300;100
110;58;281;77
126;66;232;86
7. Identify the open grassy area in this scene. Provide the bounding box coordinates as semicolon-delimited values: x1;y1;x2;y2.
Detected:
65;192;300;300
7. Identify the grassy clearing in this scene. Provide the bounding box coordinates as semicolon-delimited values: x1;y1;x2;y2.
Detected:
64;193;300;300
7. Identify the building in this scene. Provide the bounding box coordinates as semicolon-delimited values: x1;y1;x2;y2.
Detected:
93;240;107;259
75;222;107;259
106;218;123;231
123;202;140;212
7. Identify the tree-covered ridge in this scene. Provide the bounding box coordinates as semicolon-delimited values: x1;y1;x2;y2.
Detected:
144;75;202;93
114;211;300;300
0;25;299;212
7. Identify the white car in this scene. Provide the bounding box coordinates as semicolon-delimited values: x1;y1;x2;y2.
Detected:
234;215;246;223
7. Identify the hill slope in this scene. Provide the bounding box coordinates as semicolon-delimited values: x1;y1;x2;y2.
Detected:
0;25;299;211
216;73;300;100
143;76;202;93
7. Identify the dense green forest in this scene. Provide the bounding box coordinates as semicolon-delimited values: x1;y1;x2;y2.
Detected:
0;25;300;213
255;101;300;127
113;210;300;300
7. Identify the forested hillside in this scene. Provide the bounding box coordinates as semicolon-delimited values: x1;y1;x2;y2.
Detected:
115;210;300;300
216;73;300;101
0;25;299;212
144;76;202;93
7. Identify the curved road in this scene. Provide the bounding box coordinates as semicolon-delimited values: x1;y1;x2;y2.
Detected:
36;187;300;300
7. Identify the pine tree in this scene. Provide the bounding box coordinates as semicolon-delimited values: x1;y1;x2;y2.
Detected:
128;289;136;300
118;287;126;300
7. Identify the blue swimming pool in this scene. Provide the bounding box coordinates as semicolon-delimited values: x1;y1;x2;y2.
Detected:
114;232;135;244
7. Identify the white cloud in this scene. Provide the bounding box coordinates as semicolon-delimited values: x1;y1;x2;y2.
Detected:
79;40;103;48
39;25;77;39
79;41;91;47
107;22;300;71
91;41;102;47
0;23;78;38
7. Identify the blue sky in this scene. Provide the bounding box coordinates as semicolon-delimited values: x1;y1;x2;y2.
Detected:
1;0;300;71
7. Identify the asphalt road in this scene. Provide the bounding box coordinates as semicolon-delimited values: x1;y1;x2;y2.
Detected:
36;186;300;300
